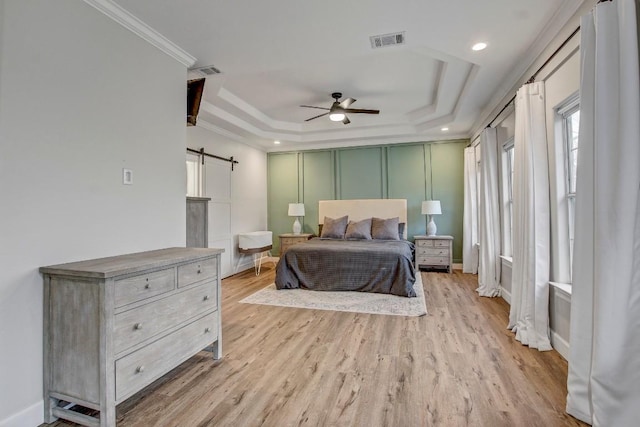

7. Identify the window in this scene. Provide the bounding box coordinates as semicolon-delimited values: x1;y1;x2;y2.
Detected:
186;153;202;196
560;101;580;273
502;138;515;257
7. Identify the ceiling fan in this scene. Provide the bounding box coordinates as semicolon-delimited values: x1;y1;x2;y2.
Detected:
301;92;380;125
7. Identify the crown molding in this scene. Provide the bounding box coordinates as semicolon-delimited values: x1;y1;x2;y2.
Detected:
82;0;196;67
195;120;269;152
196;120;248;144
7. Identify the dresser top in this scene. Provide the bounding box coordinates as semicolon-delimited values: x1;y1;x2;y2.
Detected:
40;247;224;279
414;235;453;240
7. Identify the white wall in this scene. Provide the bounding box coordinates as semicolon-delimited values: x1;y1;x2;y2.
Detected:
187;126;268;273
0;1;188;425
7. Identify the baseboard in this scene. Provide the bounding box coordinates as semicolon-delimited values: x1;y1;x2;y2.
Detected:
500;286;511;304
452;263;463;270
0;400;43;427
551;330;570;361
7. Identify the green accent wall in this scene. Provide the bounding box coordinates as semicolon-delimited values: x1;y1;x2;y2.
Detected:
267;139;468;262
431;143;466;261
387;144;430;242
301;151;334;234
337;147;385;199
267;152;299;243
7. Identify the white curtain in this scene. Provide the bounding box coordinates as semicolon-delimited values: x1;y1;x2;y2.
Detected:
463;146;479;274
566;1;640;425
507;81;552;350
477;128;501;295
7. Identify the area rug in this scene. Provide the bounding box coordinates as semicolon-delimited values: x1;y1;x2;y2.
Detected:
239;273;426;317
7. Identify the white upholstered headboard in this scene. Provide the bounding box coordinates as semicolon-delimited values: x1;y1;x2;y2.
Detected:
318;199;407;238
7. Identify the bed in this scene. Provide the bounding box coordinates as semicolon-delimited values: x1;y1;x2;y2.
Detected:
275;199;417;297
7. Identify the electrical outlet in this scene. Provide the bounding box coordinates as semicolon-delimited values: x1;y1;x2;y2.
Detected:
123;168;133;185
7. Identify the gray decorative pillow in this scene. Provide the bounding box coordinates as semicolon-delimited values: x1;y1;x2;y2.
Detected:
371;217;400;240
398;222;406;239
320;215;349;239
345;218;372;240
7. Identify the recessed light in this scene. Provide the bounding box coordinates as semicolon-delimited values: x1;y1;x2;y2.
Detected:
274;140;281;145
472;42;487;51
441;127;449;132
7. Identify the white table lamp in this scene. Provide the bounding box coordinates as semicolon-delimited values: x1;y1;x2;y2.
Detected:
422;200;442;236
288;203;305;235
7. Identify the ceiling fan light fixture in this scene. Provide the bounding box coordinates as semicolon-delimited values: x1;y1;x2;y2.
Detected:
302;92;379;124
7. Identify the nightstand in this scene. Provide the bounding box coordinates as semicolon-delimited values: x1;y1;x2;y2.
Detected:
414;235;453;273
279;233;313;255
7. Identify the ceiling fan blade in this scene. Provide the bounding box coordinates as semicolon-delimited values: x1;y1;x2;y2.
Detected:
305;112;329;121
344;108;380;114
339;97;356;109
342;116;351;125
300;105;330;110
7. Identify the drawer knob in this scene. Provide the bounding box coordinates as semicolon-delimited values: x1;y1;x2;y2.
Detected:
203;295;210;301
144;283;150;289
134;323;143;330
205;327;211;333
136;365;145;374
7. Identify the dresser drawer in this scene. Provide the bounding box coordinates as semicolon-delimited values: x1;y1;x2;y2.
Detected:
114;283;217;354
417;256;449;266
417;247;449;257
114;268;175;308
115;312;217;402
416;239;434;247
433;240;450;248
177;257;217;288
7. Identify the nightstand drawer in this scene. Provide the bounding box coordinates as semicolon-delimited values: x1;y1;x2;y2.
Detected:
417;256;449;266
433;240;450;248
416;239;434;248
417;247;449;257
279;233;313;255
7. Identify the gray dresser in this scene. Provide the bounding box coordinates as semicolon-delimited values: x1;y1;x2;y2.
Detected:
41;247;224;427
186;196;211;248
414;235;453;273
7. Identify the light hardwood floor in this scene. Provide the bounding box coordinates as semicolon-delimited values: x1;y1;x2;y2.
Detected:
46;268;586;427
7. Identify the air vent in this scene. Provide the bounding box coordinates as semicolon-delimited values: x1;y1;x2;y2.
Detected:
369;32;406;49
190;65;221;77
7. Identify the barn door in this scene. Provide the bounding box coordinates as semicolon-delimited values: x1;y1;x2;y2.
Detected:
203;157;233;278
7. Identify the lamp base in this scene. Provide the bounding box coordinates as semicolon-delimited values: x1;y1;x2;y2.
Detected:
426;217;437;236
292;217;302;235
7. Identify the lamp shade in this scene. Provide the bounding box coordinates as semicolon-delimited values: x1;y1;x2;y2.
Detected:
421;200;442;215
288;203;305;217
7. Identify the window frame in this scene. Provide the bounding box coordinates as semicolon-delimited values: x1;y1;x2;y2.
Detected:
186;152;203;197
501;137;515;258
557;95;580;277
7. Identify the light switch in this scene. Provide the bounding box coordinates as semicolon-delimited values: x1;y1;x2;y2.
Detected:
123;168;133;185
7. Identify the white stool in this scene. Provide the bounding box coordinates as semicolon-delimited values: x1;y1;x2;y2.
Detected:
236;231;276;275
236;245;276;275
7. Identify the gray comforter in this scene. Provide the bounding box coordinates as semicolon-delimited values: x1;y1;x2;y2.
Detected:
275;238;416;297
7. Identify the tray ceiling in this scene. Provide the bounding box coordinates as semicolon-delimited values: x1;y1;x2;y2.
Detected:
109;0;585;151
